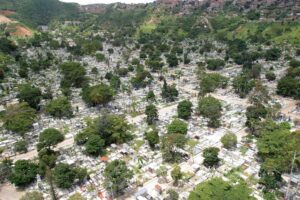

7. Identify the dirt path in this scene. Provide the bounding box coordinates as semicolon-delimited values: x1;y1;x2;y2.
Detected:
0;183;24;200
0;15;12;23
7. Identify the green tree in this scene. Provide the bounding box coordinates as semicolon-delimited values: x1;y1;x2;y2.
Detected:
221;132;237;149
3;103;36;135
206;59;225;70
199;73;228;95
9;160;37;187
277;76;300;99
161;80;178;102
171;165;182;185
60;62;86;88
82;83;114;106
17;84;42;109
161;133;187;163
188;178;255;200
165;189;179;200
37;128;64;151
198;96;222;128
145;129;159;149
177;100;193;120
232;73;255;98
203;147;220;168
167;119;188;135
145;104;158;125
20;191;44;200
104;160;133;195
53;163;76;189
84;134;105;156
14;140;28;153
265;48;281;61
45;96;73;118
146;90;156;102
75;114;132;147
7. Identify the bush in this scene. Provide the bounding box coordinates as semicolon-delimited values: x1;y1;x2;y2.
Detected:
161;80;178;102
198;96;222;128
221;133;237;149
232;73;255;98
14;140;27;153
265;48;281;61
17;84;42;109
265;71;276;81
206;59;225;70
45;96;73;118
289;59;300;68
203;147;220;167
84;135;105;156
145;129;159;149
167;119;188;135
9;160;37;187
200;73;228;95
145;104;158;125
82;84;114;106
177;100;193;120
277;76;300;99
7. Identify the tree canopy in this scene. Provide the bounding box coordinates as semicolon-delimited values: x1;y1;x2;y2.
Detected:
37;128;64;150
3;103;36;135
188;178;255;200
44;96;73;118
82;84;114;106
17;84;42;109
104;160;133;195
177;100;193;120
198;96;222;128
9;160;37;187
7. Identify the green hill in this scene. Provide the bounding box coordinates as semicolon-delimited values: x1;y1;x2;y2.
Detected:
0;0;79;26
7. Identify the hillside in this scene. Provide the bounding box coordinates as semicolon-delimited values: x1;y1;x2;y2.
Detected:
0;0;79;26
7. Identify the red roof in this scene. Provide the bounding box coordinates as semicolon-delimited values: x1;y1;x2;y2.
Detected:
100;156;108;162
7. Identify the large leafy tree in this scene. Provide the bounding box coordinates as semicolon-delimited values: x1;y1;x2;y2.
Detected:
53;163;76;189
44;96;73;118
17;84;42;109
199;73;228;95
60;62;87;88
104;160;133;195
198;96;222;128
3;103;36;135
82;84;114;106
9;160;37;187
188;178;255;200
37;128;64;151
84;134;105;156
161;133;187;163
75;114;132;149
